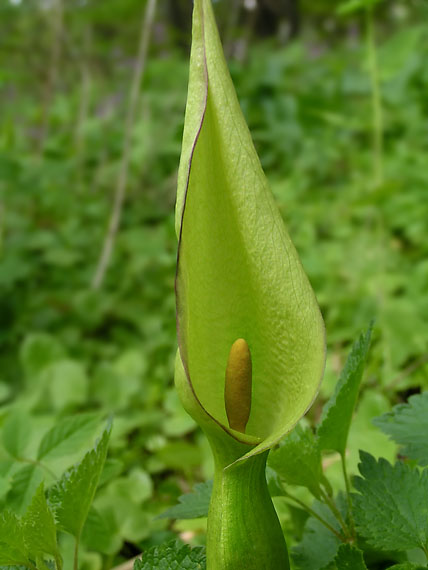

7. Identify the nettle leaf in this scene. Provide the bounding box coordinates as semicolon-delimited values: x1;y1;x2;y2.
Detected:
353;451;428;554
373;392;428;466
0;511;30;566
37;412;101;461
317;325;372;456
48;422;111;540
324;544;367;570
268;424;322;497
175;0;325;459
22;482;60;562
159;480;213;520
134;540;206;570
292;500;343;570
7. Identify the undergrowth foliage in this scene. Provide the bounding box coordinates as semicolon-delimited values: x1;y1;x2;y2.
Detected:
153;330;428;569
0;0;427;567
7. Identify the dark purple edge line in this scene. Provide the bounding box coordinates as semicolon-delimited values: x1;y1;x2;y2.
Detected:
174;0;255;447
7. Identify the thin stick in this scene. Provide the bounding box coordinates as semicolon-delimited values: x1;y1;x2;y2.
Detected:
283;490;345;541
38;0;63;154
91;0;158;289
74;26;92;188
366;6;383;187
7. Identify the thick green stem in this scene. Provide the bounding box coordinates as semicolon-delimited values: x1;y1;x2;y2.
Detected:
205;434;289;570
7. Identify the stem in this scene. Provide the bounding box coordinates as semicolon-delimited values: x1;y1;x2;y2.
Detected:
206;435;289;570
55;553;63;570
91;0;157;289
74;534;80;570
340;452;355;537
283;490;345;541
366;6;383;186
319;487;350;538
17;456;56;480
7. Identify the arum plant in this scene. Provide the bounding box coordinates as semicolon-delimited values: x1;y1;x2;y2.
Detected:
174;0;326;568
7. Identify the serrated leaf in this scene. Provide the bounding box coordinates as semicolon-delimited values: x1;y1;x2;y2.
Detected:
22;482;60;561
7;464;44;514
134;540;206;569
317;326;372;456
373;392;428;466
0;511;30;566
292;500;343;570
325;544;367;569
353;451;428;554
48;423;111;539
158;480;212;520
268;424;322;497
37;412;100;461
175;0;325;457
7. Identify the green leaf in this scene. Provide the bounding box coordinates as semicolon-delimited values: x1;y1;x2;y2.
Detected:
22;482;60;562
19;333;65;379
388;562;426;570
373;392;428;467
292;500;342;570
324;544;367;569
7;465;44;514
336;0;382;16
317;326;372;456
37;412;101;461
268;424;322;497
158;480;213;520
41;359;88;411
134;540;206;570
0;511;30;566
81;506;121;555
353;451;428;554
48;422;111;539
2;410;31;459
175;0;325;458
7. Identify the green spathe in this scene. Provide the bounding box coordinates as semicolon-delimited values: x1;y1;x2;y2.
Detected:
175;1;326;567
175;0;325;460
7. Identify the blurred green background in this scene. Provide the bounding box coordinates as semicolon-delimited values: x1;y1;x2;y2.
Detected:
0;0;427;567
